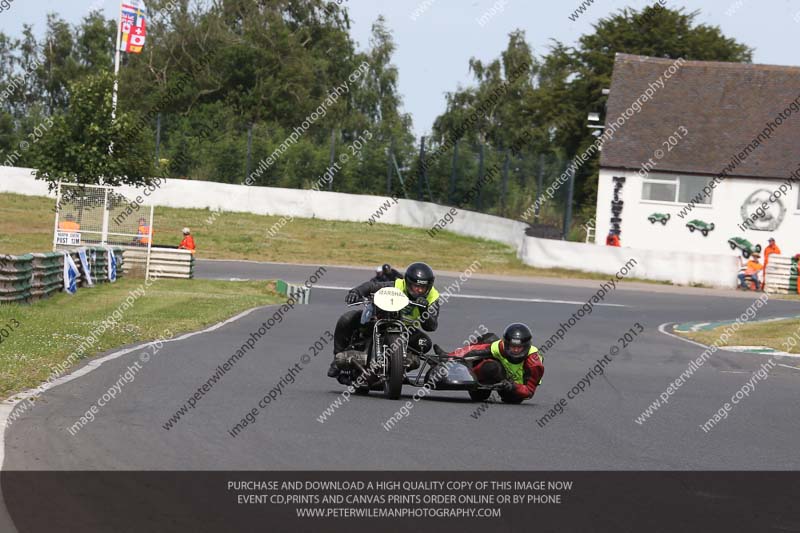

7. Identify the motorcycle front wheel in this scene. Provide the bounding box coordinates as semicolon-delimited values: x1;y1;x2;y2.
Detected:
382;333;405;400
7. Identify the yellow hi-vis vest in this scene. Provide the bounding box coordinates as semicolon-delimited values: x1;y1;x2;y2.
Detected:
394;279;440;323
490;341;542;385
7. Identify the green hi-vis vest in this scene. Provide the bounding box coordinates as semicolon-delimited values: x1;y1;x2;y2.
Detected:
490;340;542;385
394;279;440;322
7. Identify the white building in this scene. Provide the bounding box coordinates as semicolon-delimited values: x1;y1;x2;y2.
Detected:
596;54;800;258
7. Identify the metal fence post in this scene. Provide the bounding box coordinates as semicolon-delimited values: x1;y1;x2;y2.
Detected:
535;153;544;218
244;122;254;183
328;128;336;191
387;138;394;196
417;137;425;201
449;140;458;205
501;150;510;216
476;142;485;211
155;112;162;166
52;181;62;252
145;205;154;280
101;188;110;245
562;163;576;240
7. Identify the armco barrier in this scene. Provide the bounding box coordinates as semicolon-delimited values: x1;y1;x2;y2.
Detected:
765;255;798;295
1;247;125;303
122;247;194;279
518;235;740;288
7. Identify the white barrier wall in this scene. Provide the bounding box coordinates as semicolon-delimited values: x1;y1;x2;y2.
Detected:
0;168;526;250
1;167;740;287
518;235;740;288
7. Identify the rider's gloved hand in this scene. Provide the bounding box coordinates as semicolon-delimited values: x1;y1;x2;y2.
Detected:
498;380;515;393
413;296;428;308
345;291;360;304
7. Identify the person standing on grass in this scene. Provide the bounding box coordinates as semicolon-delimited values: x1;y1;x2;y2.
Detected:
178;227;196;254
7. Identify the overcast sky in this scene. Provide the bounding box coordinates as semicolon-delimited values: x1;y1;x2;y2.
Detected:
2;0;798;136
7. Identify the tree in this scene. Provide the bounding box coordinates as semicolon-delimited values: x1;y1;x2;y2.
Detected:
542;5;753;210
428;5;753;221
31;72;156;191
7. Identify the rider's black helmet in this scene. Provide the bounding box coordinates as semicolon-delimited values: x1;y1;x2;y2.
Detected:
404;262;434;298
382;264;392;275
502;323;532;364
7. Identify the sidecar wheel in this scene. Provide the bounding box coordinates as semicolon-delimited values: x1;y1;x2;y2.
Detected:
469;390;492;402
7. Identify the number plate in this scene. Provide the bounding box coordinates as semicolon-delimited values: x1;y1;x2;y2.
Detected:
373;287;409;312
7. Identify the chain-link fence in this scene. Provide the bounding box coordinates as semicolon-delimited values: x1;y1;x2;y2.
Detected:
54;182;155;278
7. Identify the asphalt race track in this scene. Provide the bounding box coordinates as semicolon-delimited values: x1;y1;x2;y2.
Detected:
4;260;800;472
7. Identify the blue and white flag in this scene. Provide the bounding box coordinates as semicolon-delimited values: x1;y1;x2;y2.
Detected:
107;248;118;282
77;248;94;286
62;253;79;294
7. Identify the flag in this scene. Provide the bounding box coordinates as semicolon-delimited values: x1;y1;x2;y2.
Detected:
119;0;147;54
106;248;118;282
78;248;94;287
62;253;79;295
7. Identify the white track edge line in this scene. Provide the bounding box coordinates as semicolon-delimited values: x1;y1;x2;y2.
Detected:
0;305;270;470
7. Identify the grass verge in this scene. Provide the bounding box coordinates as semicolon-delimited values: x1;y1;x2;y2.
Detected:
1;192;659;282
678;318;800;354
0;278;281;399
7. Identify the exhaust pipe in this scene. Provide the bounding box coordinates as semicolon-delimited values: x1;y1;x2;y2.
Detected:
335;350;368;369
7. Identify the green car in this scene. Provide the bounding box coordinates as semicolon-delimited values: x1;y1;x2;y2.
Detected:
648;213;670;225
728;237;762;258
686;219;715;236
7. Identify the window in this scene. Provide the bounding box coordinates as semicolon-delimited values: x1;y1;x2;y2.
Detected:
641;174;713;205
642;180;676;202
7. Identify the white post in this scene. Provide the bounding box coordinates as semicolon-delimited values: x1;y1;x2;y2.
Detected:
110;2;123;154
52;181;62;252
145;204;154;280
101;188;110;245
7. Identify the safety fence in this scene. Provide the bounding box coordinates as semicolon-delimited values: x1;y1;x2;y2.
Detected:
765;255;799;295
122;247;195;279
0;247;125;304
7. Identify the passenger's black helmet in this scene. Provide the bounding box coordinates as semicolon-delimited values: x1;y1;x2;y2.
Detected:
382;263;392;275
404;262;435;298
502;323;532;364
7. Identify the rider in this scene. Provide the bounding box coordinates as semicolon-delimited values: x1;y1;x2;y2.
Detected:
446;323;544;403
328;262;440;378
371;263;403;282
